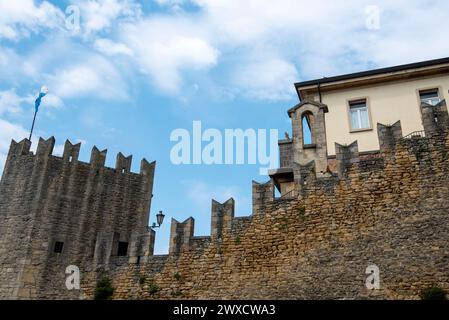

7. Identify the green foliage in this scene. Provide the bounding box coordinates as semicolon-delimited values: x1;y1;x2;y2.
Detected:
148;279;160;295
235;235;241;245
420;286;447;300
278;216;288;230
94;277;114;300
174;272;182;282
171;290;183;298
139;275;146;286
298;206;306;221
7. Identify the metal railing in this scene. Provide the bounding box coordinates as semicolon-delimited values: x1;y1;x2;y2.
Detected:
278;189;298;200
402;130;426;140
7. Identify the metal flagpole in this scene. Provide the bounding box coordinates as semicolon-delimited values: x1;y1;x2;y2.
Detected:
29;109;38;141
29;86;48;141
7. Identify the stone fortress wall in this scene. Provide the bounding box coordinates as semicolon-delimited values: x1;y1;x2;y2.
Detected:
0;138;155;299
1;100;449;299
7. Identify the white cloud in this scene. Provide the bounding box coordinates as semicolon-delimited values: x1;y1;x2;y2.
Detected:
0;119;29;174
94;38;133;56
0;88;64;117
190;0;357;45
185;180;250;215
0;35;128;102
0;89;25;116
231;58;298;101
48;55;128;101
154;0;187;5
51;138;87;156
52;144;65;157
139;0;449;100
23;92;64;110
41;93;64;109
120;18;219;93
73;0;141;36
0;0;64;40
187;181;238;206
0;116;87;174
153;0;188;12
3;0;449;104
0;46;35;81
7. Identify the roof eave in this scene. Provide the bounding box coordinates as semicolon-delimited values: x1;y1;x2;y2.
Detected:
294;57;449;90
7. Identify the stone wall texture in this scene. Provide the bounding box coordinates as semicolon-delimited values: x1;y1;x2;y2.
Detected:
0;138;155;299
87;109;449;300
1;100;449;300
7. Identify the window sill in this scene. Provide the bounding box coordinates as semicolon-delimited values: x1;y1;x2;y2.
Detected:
303;144;317;149
350;128;373;133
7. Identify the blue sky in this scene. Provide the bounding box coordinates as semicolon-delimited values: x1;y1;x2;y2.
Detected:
1;0;449;253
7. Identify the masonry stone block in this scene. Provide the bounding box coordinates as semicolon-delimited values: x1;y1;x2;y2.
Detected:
0;137;155;299
169;217;195;255
335;141;359;178
288;100;329;176
211;198;235;240
116;152;132;173
252;180;274;215
62;140;81;163
421;100;449;137
377;121;403;152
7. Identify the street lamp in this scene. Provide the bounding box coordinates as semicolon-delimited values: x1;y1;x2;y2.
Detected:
151;211;165;229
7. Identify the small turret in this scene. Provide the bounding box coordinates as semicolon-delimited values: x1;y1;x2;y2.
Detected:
421;100;449;137
9;139;31;156
288;100;329;176
252;180;274;215
335;141;359;178
90;146;107;167
211;198;235;241
36;136;55;157
116;152;132;173
169;217;195;255
62;140;81;163
377;121;403;153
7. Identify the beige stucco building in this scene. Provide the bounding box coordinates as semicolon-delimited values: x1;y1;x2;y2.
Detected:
269;57;449;197
296;57;449;155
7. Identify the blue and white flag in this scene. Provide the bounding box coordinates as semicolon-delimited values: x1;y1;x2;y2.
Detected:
35;86;48;112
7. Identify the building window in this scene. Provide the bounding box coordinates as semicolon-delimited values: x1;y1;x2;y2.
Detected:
301;112;314;146
54;241;64;254
419;89;440;106
117;242;128;256
349;100;370;131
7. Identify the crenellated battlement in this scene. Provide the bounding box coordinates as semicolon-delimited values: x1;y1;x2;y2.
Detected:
5;137;155;178
162;101;449;259
377;121;403;153
2;97;449;299
169;217;195;255
87;119;449;300
163;102;449;245
211;198;235;241
252;180;274;215
335;141;359;178
0;136;156;299
90;146;107;167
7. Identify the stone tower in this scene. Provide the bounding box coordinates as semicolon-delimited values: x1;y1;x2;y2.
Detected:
287;100;329;175
0;137;156;299
269;100;329;197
